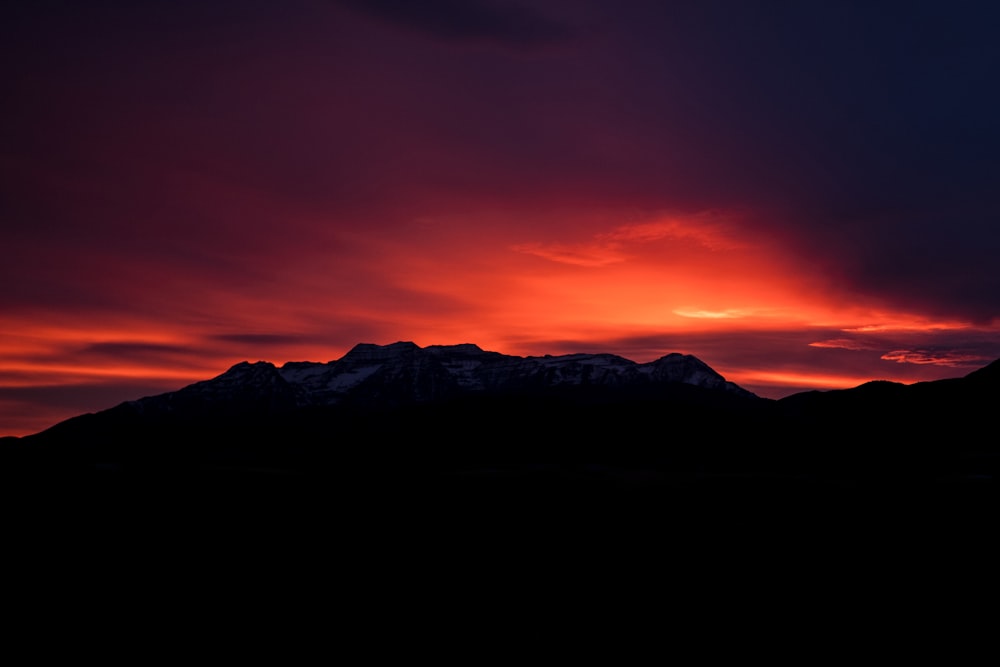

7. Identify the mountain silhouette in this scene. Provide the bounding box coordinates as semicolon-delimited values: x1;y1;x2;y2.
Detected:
3;343;998;491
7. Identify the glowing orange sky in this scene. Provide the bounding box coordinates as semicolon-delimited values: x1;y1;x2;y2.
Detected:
3;206;996;436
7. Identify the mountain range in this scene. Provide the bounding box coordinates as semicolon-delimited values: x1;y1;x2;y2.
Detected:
3;341;999;488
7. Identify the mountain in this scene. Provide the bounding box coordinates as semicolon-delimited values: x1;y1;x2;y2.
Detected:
4;342;999;489
124;340;755;416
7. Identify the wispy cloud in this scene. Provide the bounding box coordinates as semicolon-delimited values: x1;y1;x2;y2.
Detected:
512;213;737;267
881;350;993;367
808;338;879;351
673;309;748;320
510;241;626;267
600;218;738;249
811;325;1000;368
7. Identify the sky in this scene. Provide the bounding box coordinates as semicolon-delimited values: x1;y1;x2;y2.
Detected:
3;0;1000;436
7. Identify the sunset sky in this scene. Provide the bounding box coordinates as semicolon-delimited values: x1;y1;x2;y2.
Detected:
3;0;1000;436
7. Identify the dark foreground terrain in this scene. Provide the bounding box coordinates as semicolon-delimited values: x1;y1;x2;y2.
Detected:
5;360;998;643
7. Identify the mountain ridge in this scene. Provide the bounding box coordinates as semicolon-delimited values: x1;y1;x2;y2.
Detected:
7;342;1000;440
113;340;757;420
3;342;998;487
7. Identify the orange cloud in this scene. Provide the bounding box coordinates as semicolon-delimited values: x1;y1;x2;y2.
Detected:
599;214;740;249
881;350;993;366
809;339;877;351
511;211;740;267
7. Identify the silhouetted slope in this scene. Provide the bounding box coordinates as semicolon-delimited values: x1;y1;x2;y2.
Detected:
964;357;1000;384
775;361;1000;479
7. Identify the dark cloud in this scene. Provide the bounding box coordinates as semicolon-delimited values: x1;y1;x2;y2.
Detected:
12;341;216;380
80;342;195;359
334;0;573;46
0;381;181;412
0;380;187;437
813;328;1000;369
